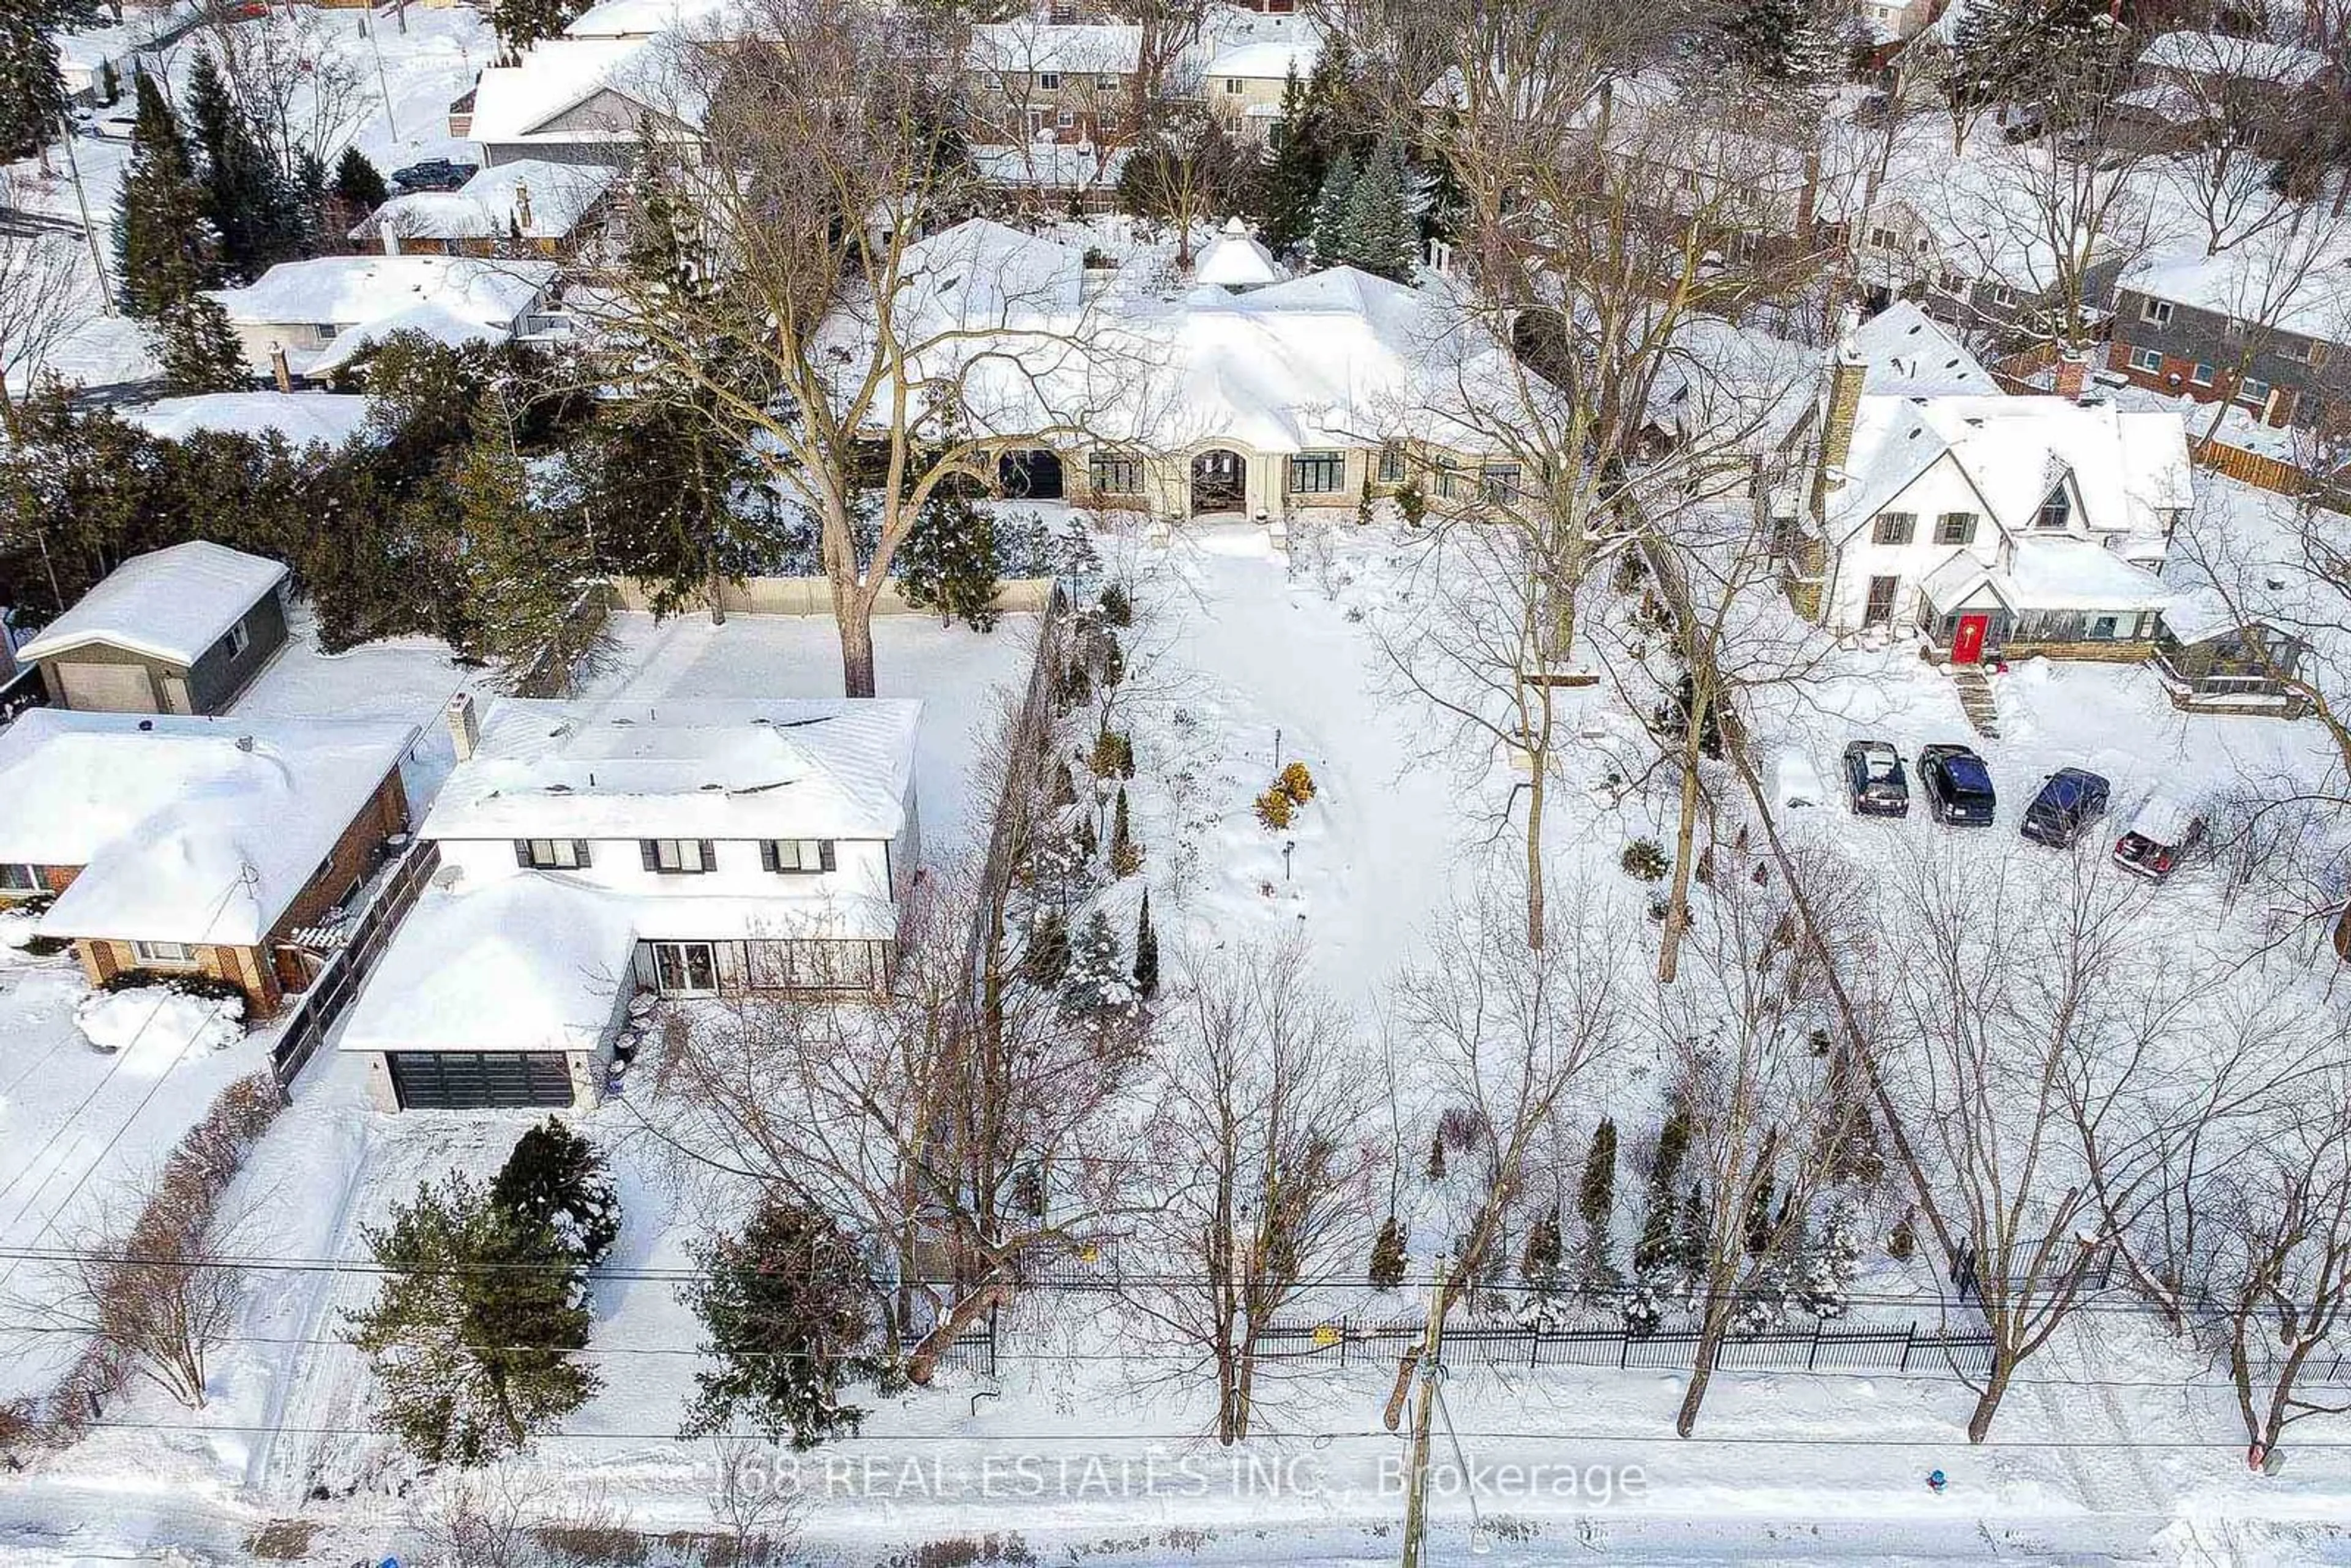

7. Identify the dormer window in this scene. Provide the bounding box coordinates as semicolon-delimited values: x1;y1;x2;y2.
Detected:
2035;484;2071;530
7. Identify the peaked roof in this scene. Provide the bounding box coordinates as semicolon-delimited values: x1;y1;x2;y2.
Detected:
354;159;615;244
18;542;288;666
125;393;376;450
1194;219;1284;287
424;697;923;841
1847;302;1999;397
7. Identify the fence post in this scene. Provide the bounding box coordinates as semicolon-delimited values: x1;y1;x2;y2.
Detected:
1899;1322;1914;1373
1340;1315;1349;1370
1807;1321;1820;1371
1619;1329;1630;1370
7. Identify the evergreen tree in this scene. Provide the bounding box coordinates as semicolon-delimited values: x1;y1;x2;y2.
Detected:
1744;1169;1777;1256
1132;888;1158;999
1520;1207;1564;1292
293;148;330;257
1059;910;1136;1035
1631;1190;1676;1275
1108;786;1140;877
113;70;219;318
1307;148;1359;268
681;1196;879;1447
1022;910;1070;986
1798;1200;1859;1320
1578;1119;1618;1235
1425;1130;1447;1181
1721;0;1844;88
490;1118;621;1266
493;0;591;52
99;59;121;109
454;404;598;691
1368;1214;1408;1288
1888;1206;1917;1262
1651;1100;1692;1197
333;144;390;212
153;293;247;394
1673;1180;1711;1279
898;483;1000;631
346;1174;599;1465
0;1;78;161
1258;65;1326;255
1338;138;1415;280
186;48;300;279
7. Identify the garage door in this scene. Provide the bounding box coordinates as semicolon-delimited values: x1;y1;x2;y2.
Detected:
386;1051;574;1109
55;661;157;712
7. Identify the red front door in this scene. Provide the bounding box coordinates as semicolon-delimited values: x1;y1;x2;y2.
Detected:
1952;613;1990;665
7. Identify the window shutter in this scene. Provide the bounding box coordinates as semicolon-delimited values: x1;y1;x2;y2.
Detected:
760;840;779;873
699;839;716;871
573;840;591;868
514;839;533;868
819;840;836;872
640;840;658;871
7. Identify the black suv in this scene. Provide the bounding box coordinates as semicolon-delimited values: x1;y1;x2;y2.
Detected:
2020;767;2111;848
1842;740;1909;817
1918;744;1997;826
391;158;477;193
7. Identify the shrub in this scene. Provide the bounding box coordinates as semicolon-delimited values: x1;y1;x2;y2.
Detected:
1254;787;1294;831
1277;761;1317;804
1021;913;1070;986
1088;729;1125;779
1108;787;1141;877
1619;838;1669;882
1369;1215;1408;1288
1098;582;1133;626
22;936;70;958
1888;1207;1917;1262
490;1119;621;1267
98;969;249;1003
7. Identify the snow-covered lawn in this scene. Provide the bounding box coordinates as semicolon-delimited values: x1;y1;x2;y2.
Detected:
0;940;272;1406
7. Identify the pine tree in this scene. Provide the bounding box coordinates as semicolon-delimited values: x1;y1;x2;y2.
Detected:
898;484;1000;631
346;1174;599;1465
1108;787;1140;877
493;0;591;52
681;1196;879;1447
1651;1101;1691;1197
1076;810;1099;859
490;1118;621;1267
113;70;220;318
1369;1214;1408;1288
187;48;299;280
0;1;75;162
1798;1200;1860;1320
1338;138;1415;280
293;148;330;257
1132;888;1158;999
1049;760;1078;810
1022;911;1071;986
1674;1180;1711;1280
454;405;598;691
1307;148;1359;268
1425;1130;1447;1181
153;294;247;394
1259;64;1327;255
1059;910;1136;1035
99;59;121;109
1632;1191;1676;1275
1520;1207;1564;1292
1575;1117;1619;1289
334;145;390;212
1721;0;1843;88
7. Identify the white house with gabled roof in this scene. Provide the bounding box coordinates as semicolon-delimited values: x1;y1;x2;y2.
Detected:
336;694;923;1111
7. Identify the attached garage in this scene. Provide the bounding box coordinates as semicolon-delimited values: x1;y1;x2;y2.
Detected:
53;661;159;713
387;1050;576;1109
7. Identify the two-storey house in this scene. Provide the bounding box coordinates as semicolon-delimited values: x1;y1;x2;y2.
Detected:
337;694;922;1110
2107;239;2351;430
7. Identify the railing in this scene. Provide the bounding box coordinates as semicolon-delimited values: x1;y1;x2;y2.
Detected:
1251;1314;1997;1380
269;838;440;1087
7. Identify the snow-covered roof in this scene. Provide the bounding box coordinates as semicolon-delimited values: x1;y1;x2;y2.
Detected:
424;697;923;842
563;0;741;38
1847;302;1999;397
304;302;523;376
1204;37;1320;80
337;877;638;1057
965;23;1142;75
18;542;288;667
867;220;1526;457
969;143;1132;190
2138;29;2330;87
353;160;615;244
209;255;556;332
1828;395;2195;547
0;710;417;948
1193;219;1284;288
1921;536;2173;614
124;392;377;449
2122;236;2351;344
467;36;699;145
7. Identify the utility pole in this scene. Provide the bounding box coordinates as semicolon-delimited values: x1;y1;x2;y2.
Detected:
57;118;114;313
1398;1269;1450;1568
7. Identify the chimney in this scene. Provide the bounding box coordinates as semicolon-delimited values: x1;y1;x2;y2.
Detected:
1809;324;1868;524
446;691;480;762
513;179;533;233
2053;345;2091;401
269;342;293;394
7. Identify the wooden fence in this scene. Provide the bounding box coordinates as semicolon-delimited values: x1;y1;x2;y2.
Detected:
963;581;1074;1010
270;839;441;1087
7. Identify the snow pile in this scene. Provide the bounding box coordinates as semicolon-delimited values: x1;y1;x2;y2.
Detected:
0;907;39;953
74;986;246;1059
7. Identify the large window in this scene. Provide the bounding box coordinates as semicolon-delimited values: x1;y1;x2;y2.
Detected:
1038;71;1062;89
2128;346;2163;374
132;939;195;966
2035;486;2071;530
2140;298;2173;326
1935;511;1978;546
1481;463;1522;502
2191;362;2215;386
1287;451;1344;495
2237;377;2272;408
1089;452;1142;495
641;838;714;874
1871;512;1916;546
762;839;837;874
516;838;590;870
0;864;39;893
649;940;719;994
1378;443;1407;483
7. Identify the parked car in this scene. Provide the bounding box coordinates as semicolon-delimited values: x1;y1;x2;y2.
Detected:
390;158;476;193
2113;794;2207;882
83;110;139;141
1841;740;1909;817
1918;744;1997;826
2020;767;2111;848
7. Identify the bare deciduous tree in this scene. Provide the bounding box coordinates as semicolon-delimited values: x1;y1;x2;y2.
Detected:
0;174;92;442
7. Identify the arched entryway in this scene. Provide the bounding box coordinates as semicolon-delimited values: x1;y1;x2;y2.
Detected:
999;448;1064;500
1190;448;1245;514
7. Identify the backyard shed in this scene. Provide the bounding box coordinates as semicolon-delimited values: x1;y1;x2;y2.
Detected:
17;542;291;716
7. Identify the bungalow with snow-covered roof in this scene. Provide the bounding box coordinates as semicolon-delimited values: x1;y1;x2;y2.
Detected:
18;542;290;716
207;255;561;382
351;159;616;260
464;36;701;169
1788;337;2196;659
879;220;1531;522
336;694;922;1111
124;392;377;449
0;711;417;1016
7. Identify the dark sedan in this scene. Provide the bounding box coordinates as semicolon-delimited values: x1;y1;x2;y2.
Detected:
2020;767;2111;848
1919;744;1997;827
391;157;477;193
1842;740;1909;817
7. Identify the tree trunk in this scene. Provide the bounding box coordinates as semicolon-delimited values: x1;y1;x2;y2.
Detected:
1676;1286;1734;1437
1966;1351;2014;1443
1524;756;1547;950
707;565;727;626
839;595;878;699
1657;739;1703;983
906;1281;1007;1385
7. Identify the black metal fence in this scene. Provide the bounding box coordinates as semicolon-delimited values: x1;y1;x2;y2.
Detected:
271;839;441;1086
1250;1315;1997;1379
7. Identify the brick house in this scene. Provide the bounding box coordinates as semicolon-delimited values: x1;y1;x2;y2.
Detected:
963;21;1144;147
0;711;419;1018
2105;241;2351;429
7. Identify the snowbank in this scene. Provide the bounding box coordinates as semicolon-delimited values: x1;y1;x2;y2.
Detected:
73;985;246;1059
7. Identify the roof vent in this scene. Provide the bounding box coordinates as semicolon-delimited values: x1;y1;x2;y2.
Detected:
236;735;255;751
138;719;154;731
